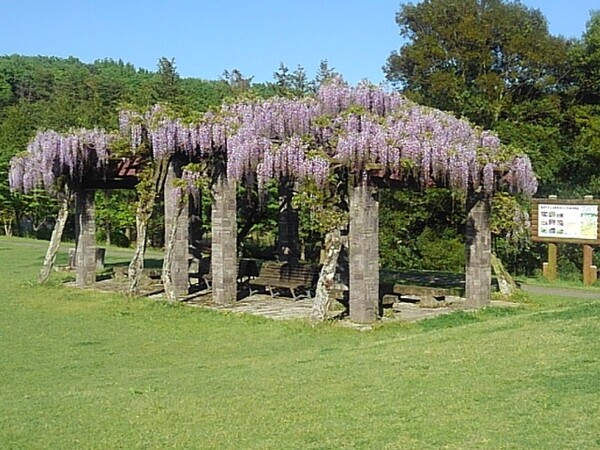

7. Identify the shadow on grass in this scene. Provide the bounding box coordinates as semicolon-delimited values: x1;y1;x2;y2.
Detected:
417;310;480;331
415;307;523;332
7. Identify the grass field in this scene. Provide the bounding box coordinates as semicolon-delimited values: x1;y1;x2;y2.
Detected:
1;236;599;449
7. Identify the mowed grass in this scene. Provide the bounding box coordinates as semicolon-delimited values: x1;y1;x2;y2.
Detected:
1;237;599;449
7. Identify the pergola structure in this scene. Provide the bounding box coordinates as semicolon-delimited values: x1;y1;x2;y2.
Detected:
67;158;493;324
10;79;537;323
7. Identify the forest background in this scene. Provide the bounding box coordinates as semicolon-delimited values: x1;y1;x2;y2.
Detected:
1;1;599;280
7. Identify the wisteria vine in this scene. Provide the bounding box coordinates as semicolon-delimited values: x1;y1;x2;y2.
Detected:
9;76;538;197
9;128;113;193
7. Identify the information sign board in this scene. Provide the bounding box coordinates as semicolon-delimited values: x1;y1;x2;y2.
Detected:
531;199;600;245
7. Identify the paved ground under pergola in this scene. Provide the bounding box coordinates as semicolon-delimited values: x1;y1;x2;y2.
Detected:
75;276;518;330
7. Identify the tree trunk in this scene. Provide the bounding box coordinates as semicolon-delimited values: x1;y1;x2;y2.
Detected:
128;158;168;296
127;206;150;295
38;192;70;283
162;200;184;302
3;222;12;236
310;229;342;322
491;252;517;297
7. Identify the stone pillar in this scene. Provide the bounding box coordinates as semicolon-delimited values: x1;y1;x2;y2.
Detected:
277;178;299;263
211;175;237;304
75;189;96;287
164;158;190;297
465;190;492;307
349;181;379;323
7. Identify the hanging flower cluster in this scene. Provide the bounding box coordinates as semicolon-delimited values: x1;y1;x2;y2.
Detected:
256;136;329;190
318;77;407;117
10;76;537;197
119;105;225;159
9;128;113;193
326;93;536;196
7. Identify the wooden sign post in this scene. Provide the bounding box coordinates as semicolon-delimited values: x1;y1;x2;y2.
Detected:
531;196;600;285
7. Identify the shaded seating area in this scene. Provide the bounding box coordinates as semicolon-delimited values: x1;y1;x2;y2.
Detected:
249;261;319;300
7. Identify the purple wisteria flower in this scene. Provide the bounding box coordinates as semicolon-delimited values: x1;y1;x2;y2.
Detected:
10;79;538;199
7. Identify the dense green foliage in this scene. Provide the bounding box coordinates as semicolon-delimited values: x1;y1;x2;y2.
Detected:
383;1;600;276
2;236;600;449
385;1;600;194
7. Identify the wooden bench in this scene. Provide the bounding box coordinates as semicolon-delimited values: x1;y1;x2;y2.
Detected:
249;261;318;300
392;284;461;308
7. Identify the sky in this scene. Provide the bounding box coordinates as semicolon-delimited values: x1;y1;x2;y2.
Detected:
0;0;597;85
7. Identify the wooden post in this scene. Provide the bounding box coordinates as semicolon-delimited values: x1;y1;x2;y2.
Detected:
583;196;595;286
75;189;96;287
583;244;593;285
211;175;237;304
164;157;190;297
543;195;558;282
546;243;558;281
348;180;379;323
465;190;492;307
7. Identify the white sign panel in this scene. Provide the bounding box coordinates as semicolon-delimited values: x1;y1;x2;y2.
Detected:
538;204;598;240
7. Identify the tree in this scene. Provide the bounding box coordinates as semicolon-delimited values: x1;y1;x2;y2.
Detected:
569;11;600;105
221;68;253;93
273;63;314;97
383;0;575;275
384;0;569;129
153;57;182;103
95;190;136;246
314;60;338;89
563;11;600;193
273;62;293;95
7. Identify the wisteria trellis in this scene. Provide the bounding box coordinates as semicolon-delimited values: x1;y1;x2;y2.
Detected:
9;77;537;197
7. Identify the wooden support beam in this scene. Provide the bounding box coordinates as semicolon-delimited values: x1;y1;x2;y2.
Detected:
211;176;237;304
465;190;491;307
545;243;557;281
583;244;594;286
75;189;96;287
164;158;190;297
349;181;379;323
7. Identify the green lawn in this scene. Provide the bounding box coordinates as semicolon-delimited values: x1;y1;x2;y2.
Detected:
1;236;599;449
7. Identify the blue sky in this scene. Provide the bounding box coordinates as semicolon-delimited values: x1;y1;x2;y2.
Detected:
0;1;597;85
